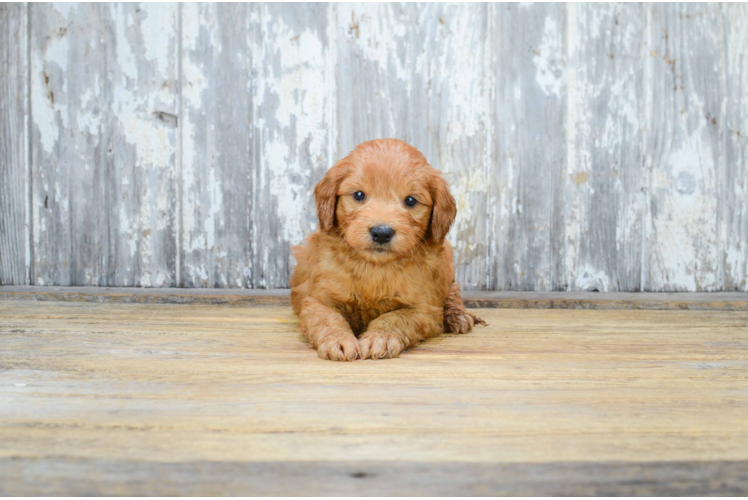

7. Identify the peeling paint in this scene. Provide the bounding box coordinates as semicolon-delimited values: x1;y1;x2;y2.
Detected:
572;172;588;185
13;3;748;291
534;16;565;97
32;26;69;155
574;264;612;292
28;3;178;287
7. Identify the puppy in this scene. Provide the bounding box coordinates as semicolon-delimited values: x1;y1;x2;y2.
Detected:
290;139;485;361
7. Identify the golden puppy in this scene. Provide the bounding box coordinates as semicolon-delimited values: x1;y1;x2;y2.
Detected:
290;139;485;361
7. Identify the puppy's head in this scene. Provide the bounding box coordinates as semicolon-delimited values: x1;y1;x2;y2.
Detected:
314;139;456;263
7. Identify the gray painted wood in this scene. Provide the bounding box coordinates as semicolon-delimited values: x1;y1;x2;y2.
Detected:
643;3;724;292
181;3;332;288
249;3;333;289
29;3;178;286
180;3;254;287
335;3;491;289
0;3;746;291
723;3;748;291
0;3;29;285
489;3;567;291
563;3;646;292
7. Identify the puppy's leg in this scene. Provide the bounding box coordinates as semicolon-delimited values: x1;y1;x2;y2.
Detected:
359;305;442;360
298;297;359;361
443;282;487;334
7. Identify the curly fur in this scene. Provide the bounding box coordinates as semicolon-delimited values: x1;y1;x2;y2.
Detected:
291;139;485;361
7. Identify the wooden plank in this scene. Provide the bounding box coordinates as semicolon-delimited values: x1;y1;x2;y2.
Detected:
0;285;291;306
105;4;179;287
2;458;747;496
2;286;748;310
461;290;748;311
30;3;178;286
564;4;646;291
723;4;748;291
0;300;747;495
642;3;724;291
0;3;29;285
180;3;253;288
335;3;491;289
181;4;333;289
489;3;567;291
251;4;334;288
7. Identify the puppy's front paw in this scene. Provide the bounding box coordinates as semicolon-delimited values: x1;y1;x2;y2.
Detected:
444;310;487;334
359;331;405;360
317;335;360;362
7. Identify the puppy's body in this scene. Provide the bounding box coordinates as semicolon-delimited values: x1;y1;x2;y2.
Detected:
291;139;484;361
292;231;452;337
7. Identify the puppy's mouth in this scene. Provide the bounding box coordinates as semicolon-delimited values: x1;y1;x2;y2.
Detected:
358;243;402;262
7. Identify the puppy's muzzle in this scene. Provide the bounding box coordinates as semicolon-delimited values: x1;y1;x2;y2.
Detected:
370;225;395;244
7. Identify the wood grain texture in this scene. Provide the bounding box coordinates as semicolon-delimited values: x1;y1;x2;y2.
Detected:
642;3;724;292
250;3;334;289
2;3;748;291
723;3;748;292
181;3;333;289
489;3;567;291
0;3;29;285
1;299;747;494
335;3;491;289
0;285;292;306
30;3;178;287
564;3;645;292
180;3;254;287
3;458;747;496
4;286;748;311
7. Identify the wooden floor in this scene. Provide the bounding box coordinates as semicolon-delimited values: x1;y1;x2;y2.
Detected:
1;295;748;495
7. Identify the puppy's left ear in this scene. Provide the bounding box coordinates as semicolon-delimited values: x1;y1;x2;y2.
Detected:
314;160;350;232
428;171;457;244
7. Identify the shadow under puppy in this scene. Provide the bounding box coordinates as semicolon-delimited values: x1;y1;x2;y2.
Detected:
291;139;486;361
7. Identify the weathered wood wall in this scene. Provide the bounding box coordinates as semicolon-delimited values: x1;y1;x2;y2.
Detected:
1;3;747;291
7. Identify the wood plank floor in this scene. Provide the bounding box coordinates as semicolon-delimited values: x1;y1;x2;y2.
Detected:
1;298;748;495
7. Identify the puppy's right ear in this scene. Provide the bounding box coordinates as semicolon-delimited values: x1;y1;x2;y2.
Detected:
314;160;349;232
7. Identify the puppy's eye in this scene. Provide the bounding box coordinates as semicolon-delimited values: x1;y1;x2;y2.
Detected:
353;191;366;202
404;196;417;207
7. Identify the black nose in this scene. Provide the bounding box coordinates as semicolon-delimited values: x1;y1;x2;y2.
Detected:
370;225;395;244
